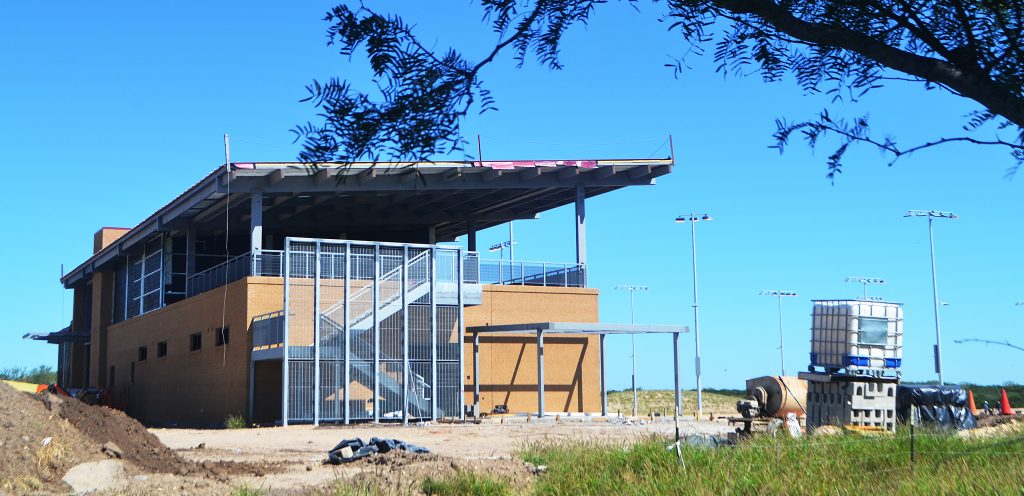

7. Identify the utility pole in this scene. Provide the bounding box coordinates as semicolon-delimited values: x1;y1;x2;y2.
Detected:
760;290;798;376
675;213;711;416
905;210;957;385
615;284;648;417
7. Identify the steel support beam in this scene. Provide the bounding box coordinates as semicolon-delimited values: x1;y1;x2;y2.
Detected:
372;244;380;423
343;244;351;425
402;246;410;425
430;248;438;420
466;219;477;252
537;329;545;418
281;239;291;426
600;333;607;417
575;185;586;268
673;332;681;418
473;332;480;417
313;241;321;426
250;193;263;253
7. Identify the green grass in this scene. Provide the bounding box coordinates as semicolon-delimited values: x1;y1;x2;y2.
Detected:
224;414;247;429
605;389;744;417
520;430;1024;495
422;471;512;496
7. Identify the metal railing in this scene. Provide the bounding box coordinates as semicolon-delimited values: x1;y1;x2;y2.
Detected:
185;250;284;297
252;310;284;349
185;248;475;298
478;259;587;287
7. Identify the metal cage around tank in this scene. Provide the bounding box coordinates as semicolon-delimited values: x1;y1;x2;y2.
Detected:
278;237;467;425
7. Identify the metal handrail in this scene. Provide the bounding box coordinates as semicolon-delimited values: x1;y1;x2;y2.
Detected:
478;259;587;287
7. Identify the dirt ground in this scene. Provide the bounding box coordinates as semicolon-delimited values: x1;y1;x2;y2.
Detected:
152;417;733;494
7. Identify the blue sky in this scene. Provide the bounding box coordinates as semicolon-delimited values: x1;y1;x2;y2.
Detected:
2;1;1020;388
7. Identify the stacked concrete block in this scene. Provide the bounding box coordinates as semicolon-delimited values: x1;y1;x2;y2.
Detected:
801;299;903;432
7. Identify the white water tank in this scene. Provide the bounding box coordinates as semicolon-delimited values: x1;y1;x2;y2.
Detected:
810;300;903;373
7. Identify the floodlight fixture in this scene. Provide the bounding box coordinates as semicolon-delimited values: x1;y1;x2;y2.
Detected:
846;276;885;299
904;210;958;219
675;213;712;223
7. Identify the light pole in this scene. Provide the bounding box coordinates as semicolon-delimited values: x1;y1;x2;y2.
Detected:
846;276;885;300
615;284;648;417
760;290;798;376
675;213;711;417
905;209;957;385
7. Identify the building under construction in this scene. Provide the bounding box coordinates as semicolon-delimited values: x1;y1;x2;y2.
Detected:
36;158;678;425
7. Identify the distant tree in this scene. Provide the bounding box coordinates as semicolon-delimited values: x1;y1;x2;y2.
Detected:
293;1;1024;180
0;365;57;384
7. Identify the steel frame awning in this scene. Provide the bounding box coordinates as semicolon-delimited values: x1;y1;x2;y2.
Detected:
466;322;689;418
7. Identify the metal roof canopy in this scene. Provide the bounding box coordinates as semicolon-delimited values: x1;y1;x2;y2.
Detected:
61;159;672;288
466;322;689;418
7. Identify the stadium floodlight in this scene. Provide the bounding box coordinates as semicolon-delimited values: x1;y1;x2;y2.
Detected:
674;213;712;416
615;284;648;417
904;209;958;385
760;290;799;376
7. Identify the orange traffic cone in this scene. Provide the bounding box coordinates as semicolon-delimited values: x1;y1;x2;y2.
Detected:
999;388;1014;415
967;389;978;416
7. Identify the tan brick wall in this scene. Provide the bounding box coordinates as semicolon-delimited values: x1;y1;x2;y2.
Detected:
464;285;601;415
104;279;253;425
93;227;129;253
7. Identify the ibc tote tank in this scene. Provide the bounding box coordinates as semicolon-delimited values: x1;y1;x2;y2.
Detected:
810;300;903;374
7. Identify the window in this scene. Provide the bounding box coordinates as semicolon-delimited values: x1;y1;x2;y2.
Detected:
138;346;148;361
157;341;168;357
125;236;164;320
190;332;202;352
859;317;889;345
215;327;229;347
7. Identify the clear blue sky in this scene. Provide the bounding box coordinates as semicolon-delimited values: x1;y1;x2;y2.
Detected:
2;1;1020;389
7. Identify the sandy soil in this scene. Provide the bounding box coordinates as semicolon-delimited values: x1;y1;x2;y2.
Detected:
152;417;732;493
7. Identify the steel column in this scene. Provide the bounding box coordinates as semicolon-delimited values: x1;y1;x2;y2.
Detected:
372;244;380;423
473;332;480;416
575;185;586;269
250;193;263;253
673;332;681;418
281;239;291;426
537;329;545;418
600;333;607;416
430;247;438;420
402;246;410;424
457;250;465;419
313;241;321;426
343;244;351;424
185;227;196;278
466;219;477;252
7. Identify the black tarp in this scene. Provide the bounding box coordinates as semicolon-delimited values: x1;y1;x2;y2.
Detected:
327;437;430;464
895;384;976;430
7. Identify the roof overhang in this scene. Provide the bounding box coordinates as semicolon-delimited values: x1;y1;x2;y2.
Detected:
467;322;689;335
61;158;673;288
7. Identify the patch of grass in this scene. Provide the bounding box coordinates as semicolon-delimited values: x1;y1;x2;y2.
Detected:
232;486;265;496
421;471;512;496
606;389;743;417
521;431;1024;495
225;414;247;429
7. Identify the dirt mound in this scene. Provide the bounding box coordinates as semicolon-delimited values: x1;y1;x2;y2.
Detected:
0;382;100;493
56;394;196;475
959;415;1024;439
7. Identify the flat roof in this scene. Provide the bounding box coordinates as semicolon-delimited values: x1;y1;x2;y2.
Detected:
62;158;672;287
467;322;689;335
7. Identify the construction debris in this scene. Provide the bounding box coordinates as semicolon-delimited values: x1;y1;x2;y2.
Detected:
327;437;430;464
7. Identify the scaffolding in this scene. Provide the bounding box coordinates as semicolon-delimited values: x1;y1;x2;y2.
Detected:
278;238;466;425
